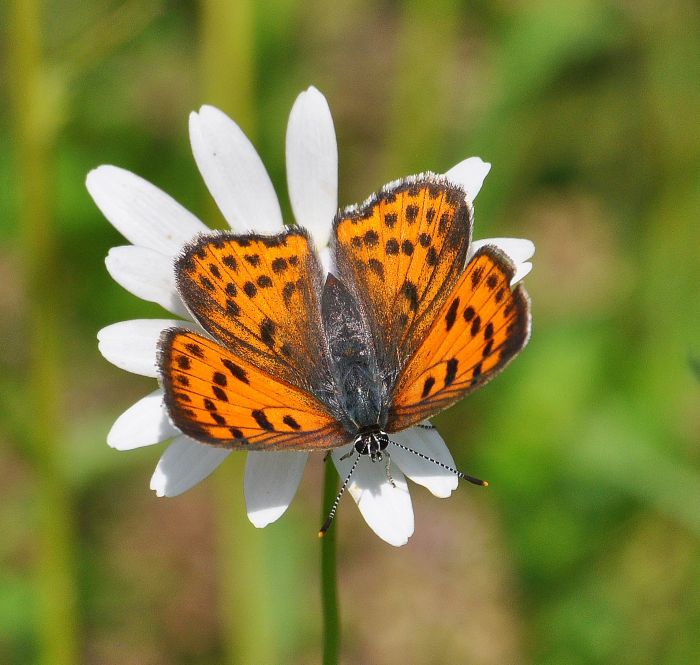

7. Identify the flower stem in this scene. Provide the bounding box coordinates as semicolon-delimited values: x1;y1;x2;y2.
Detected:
320;459;340;665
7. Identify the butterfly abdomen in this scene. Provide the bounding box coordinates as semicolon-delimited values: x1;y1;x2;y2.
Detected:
321;273;388;433
337;362;386;432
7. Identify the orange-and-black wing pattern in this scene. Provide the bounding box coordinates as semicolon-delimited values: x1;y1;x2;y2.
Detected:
333;175;473;373
174;228;331;391
159;328;347;450
387;245;530;431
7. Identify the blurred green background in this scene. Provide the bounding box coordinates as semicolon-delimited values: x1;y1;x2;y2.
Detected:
2;0;699;663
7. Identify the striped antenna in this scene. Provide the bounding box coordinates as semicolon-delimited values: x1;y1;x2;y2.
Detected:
388;440;488;487
318;454;361;537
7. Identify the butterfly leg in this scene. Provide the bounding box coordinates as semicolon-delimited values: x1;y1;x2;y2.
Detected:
416;423;437;431
340;447;355;461
384;452;397;488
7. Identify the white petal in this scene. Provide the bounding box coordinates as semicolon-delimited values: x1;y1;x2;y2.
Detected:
97;318;194;377
512;261;532;284
469;237;535;284
332;446;414;547
470;237;535;263
318;246;335;276
244;451;308;527
105;246;190;318
150;435;231;497
444;157;491;202
286;87;338;249
189;106;283;233
390;423;458;498
107;389;180;450
86;165;208;253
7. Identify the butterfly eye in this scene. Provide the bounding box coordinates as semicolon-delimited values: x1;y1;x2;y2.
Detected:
353;436;369;455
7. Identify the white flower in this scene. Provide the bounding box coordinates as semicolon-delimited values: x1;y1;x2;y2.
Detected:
89;87;535;547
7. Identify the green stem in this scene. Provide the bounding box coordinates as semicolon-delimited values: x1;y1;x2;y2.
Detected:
320;459;340;665
8;1;77;663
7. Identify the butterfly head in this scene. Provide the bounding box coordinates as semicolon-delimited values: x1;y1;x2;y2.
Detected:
353;429;389;462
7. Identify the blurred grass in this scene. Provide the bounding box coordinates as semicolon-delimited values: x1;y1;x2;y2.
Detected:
1;0;699;663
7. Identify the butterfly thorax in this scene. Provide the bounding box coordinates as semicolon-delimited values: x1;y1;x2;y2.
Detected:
353;429;389;462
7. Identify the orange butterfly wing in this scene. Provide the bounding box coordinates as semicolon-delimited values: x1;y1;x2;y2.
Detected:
333;175;472;368
387;246;531;431
175;228;331;391
159;329;346;450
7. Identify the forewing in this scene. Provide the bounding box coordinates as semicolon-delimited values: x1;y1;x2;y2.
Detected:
175;228;330;391
388;246;531;431
333;175;472;376
159;329;347;450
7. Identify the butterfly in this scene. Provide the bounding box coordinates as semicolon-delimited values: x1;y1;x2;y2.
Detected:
158;174;530;532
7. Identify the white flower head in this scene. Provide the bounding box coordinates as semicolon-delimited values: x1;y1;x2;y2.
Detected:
89;87;535;546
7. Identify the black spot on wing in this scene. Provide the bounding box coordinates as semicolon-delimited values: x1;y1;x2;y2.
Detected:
283;415;301;430
252;409;275;431
368;258;385;279
471;362;482;386
405;204;419;223
364;229;379;247
445;298;460;332
185;343;204;358
470;315;481;336
222;358;249;384
226;299;240;316
272;257;287;273
223;255;238;271
212;386;228;402
260;318;276;348
444;358;458;387
282;281;296;303
402;280;419;311
211;413;227;425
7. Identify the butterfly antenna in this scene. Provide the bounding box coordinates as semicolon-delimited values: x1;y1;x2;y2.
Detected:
389;440;488;487
318;454;360;537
